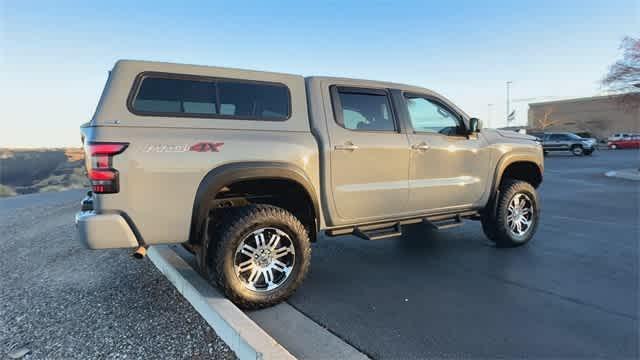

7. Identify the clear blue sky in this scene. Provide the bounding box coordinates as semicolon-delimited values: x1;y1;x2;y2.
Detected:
2;0;638;147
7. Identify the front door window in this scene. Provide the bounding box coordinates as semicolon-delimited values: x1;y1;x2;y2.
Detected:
405;97;462;136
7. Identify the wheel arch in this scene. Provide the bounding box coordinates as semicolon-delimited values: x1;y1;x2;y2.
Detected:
493;153;543;191
188;161;321;247
485;153;543;217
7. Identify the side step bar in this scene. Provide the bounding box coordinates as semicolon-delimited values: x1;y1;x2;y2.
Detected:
326;210;479;240
425;214;464;230
353;223;402;241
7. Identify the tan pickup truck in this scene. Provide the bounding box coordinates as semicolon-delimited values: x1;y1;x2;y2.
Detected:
77;60;543;308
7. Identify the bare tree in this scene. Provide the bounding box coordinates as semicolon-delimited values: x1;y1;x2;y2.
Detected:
535;107;561;130
601;36;640;109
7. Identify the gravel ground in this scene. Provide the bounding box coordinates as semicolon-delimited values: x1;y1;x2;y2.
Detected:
0;191;236;359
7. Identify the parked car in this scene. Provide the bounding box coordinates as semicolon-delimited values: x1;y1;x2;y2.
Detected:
608;136;640;149
527;131;544;140
608;133;639;142
541;132;596;156
76;60;544;309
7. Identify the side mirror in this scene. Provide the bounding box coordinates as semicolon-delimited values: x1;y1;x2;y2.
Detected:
468;117;482;134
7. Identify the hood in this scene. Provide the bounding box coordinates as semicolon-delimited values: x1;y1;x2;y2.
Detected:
495;129;539;141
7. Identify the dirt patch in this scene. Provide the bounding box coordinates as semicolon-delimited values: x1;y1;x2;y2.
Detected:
0;148;89;196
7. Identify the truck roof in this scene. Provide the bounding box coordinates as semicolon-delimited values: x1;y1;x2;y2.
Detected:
111;60;469;120
115;60;437;95
115;59;302;79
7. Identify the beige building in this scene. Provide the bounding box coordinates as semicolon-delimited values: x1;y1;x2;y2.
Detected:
527;93;640;139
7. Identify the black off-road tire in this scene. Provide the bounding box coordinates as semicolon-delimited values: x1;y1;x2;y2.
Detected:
208;204;311;309
481;179;540;248
571;145;584;156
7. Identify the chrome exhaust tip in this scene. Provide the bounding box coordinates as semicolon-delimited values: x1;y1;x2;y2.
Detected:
132;246;147;259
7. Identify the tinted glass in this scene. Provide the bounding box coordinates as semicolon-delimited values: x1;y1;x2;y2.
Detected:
338;92;395;131
405;97;460;135
218;81;289;120
134;77;217;114
131;75;290;120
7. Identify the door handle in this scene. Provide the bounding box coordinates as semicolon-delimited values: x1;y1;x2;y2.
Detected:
411;142;430;151
335;142;359;151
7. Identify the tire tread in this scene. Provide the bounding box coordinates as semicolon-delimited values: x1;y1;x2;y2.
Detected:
211;204;311;309
482;179;539;248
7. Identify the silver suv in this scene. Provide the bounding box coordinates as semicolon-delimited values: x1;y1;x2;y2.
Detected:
76;60;544;308
540;132;596;156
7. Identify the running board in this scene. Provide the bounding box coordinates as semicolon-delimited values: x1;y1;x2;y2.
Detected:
325;210;480;239
425;214;464;230
353;223;402;241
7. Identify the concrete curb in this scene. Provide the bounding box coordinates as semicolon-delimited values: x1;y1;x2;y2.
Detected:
605;169;640;181
169;245;370;360
248;303;370;360
147;246;295;360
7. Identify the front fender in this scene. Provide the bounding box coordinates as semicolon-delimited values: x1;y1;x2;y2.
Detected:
484;151;543;217
492;152;544;193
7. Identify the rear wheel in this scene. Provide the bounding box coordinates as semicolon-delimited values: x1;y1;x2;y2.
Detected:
481;179;539;248
207;204;311;309
571;145;584;156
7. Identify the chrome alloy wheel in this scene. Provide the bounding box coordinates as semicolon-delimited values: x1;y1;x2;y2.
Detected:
506;193;534;237
233;227;295;292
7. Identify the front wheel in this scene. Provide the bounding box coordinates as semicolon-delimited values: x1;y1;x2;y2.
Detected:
571;145;584;156
209;204;311;309
481;179;540;247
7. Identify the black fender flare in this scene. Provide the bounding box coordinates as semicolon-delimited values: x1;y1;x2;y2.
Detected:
188;161;320;247
486;153;543;216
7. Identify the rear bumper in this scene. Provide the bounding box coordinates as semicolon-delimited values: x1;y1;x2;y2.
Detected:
75;210;139;249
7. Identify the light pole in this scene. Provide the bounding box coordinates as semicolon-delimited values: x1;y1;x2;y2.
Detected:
506;81;513;126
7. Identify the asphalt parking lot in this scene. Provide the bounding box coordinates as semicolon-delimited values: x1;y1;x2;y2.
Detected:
1;150;638;359
287;149;639;359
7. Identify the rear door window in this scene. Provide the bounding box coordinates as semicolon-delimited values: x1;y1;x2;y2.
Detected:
331;87;397;131
130;73;290;121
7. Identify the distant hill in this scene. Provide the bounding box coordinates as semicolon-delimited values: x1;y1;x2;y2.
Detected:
0;148;88;197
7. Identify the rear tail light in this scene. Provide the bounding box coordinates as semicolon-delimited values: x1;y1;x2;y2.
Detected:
86;142;128;194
